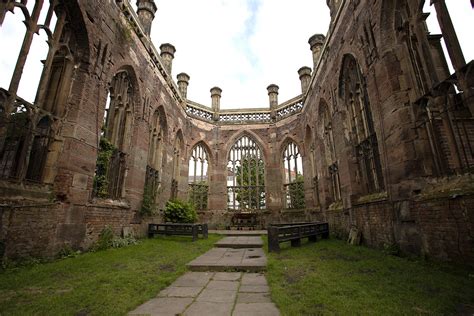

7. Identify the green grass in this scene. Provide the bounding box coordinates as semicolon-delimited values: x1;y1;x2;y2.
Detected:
0;235;220;315
266;238;474;315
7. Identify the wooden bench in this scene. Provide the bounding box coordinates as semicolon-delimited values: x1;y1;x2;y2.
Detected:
267;222;329;252
148;223;208;241
227;212;258;230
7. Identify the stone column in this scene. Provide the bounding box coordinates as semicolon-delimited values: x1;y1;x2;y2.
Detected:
136;0;157;36
160;43;176;75
211;87;222;121
308;34;326;70
267;84;279;121
298;66;312;94
177;73;190;99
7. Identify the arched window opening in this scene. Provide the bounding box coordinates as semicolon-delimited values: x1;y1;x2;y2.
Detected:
188;144;209;210
25;116;51;182
142;110;166;212
340;55;384;194
171;133;184;199
93;71;133;199
0;104;29;179
305;126;320;206
282;142;305;209
227;136;265;211
321;103;341;202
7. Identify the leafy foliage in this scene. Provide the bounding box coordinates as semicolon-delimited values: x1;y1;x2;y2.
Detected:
288;174;305;209
164;199;197;223
93;137;116;198
92;226;138;251
141;183;156;216
189;182;208;210
235;155;265;209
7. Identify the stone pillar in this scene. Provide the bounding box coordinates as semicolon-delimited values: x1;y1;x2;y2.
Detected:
210;87;222;121
177;73;190;99
431;0;466;72
308;34;326;70
298;66;312;94
267;84;279;108
160;43;176;75
267;84;279;121
136;0;157;36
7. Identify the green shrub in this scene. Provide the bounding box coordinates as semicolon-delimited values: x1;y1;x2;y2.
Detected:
164;199;197;223
92;226;139;251
140;183;156;216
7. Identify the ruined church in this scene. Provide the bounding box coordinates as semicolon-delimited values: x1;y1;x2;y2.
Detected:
0;0;473;264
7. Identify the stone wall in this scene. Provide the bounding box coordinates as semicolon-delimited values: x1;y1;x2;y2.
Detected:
0;0;472;264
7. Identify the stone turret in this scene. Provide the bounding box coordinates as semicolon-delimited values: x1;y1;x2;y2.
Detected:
308;34;326;69
298;67;312;94
211;87;222;121
267;84;279;109
136;0;157;36
177;73;190;99
160;43;176;75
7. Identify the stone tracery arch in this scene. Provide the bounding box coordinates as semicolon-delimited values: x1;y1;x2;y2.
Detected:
227;134;266;211
339;54;384;194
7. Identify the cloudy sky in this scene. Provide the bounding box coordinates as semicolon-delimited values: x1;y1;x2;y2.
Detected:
0;0;472;109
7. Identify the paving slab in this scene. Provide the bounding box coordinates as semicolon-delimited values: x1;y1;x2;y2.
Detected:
128;297;193;316
241;273;268;286
213;272;242;281
206;280;239;291
215;236;264;248
237;292;273;303
158;286;203;298
187;248;267;272
184;301;233;316
196;288;236;303
233;303;280;316
173;272;214;287
239;285;270;293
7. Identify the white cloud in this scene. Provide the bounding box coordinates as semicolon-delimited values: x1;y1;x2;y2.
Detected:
150;0;329;109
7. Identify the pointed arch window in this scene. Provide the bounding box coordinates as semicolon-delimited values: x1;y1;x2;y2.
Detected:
340;55;384;194
227;136;265;211
321;103;341;202
25;116;51;182
171;133;184;199
188;144;209;210
282;142;305;209
93;70;133;199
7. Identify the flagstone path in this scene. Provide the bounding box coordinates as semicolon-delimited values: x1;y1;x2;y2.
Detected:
129;234;280;316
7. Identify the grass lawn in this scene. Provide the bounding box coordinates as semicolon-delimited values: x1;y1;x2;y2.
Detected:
266;238;474;315
0;235;220;315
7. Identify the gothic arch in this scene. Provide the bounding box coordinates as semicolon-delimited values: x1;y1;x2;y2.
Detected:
225;130;267;163
339;54;385;194
188;140;213;166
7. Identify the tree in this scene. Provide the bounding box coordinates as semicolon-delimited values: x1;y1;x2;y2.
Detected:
288;173;305;209
235;155;265;209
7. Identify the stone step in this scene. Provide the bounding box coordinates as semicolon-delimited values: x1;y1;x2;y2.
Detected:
215;236;264;249
187;248;267;272
209;230;267;236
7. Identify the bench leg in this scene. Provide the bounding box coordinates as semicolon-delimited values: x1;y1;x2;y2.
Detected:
192;226;198;242
308;235;317;243
267;226;280;253
291;238;301;248
203;224;208;239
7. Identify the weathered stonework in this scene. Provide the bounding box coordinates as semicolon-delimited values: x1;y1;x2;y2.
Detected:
0;0;473;264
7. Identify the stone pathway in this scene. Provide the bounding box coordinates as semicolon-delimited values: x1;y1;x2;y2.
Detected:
129;235;280;316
